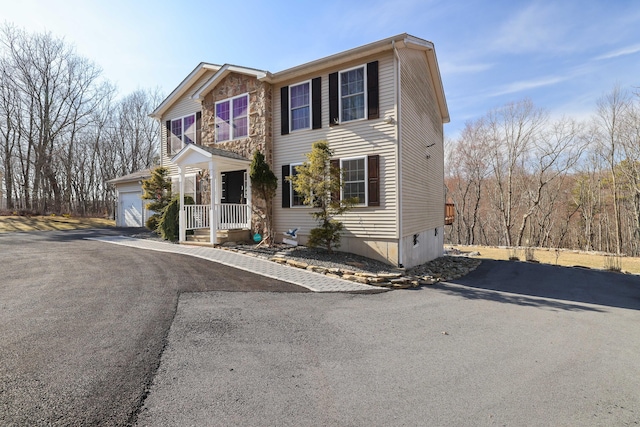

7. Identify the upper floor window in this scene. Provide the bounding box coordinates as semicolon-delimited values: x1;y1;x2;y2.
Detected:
168;113;197;154
215;94;249;142
280;77;322;135
341;157;367;205
340;66;366;122
290;82;310;132
328;61;378;126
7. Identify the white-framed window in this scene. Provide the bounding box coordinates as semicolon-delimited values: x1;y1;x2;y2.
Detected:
215;94;249;142
289;163;304;207
339;65;366;123
340;156;367;205
290;81;310;132
169;114;197;154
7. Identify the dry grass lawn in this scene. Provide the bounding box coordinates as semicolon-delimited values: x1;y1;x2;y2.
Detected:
449;245;640;275
0;215;115;233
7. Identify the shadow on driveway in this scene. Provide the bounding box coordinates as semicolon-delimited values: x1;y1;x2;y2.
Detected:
437;259;640;312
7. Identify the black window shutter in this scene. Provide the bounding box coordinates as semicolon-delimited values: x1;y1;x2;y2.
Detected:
312;77;322;129
195;112;202;145
165;120;171;154
280;86;289;135
330;159;340;202
367;154;380;206
329;72;338;126
281;164;290;208
367;61;379;120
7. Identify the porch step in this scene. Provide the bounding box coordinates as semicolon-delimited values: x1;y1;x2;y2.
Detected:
186;228;251;244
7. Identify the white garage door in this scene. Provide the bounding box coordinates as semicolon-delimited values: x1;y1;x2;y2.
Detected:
120;192;143;227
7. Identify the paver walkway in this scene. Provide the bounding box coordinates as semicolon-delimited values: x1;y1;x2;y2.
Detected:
89;236;383;293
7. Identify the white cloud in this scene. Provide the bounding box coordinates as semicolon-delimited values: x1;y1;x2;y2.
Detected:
489;75;568;98
440;62;493;75
490;3;565;54
594;44;640;61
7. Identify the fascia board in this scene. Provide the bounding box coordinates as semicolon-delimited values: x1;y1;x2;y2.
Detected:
149;63;220;120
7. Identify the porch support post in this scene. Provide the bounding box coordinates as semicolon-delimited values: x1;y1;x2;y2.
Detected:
209;160;217;245
245;169;252;230
178;166;186;242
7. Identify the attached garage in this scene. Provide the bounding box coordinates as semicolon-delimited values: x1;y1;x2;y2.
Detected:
107;169;154;228
119;191;144;227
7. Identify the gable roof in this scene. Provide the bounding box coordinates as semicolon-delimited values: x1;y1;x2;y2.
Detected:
151;34;449;124
171;143;250;171
270;33;449;123
192;64;270;101
149;62;221;120
106;169;153;185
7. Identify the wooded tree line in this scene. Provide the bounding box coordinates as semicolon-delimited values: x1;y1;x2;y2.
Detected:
446;88;640;256
0;24;161;216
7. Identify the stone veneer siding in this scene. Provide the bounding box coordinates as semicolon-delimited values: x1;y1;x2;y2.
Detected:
200;72;273;236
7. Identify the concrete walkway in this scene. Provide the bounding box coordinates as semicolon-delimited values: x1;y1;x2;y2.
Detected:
89;236;383;293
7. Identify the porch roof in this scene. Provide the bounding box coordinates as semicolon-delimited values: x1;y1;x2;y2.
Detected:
171;143;251;171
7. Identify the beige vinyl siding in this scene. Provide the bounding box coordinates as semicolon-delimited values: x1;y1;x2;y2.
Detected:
273;52;398;240
398;47;445;235
160;72;214;177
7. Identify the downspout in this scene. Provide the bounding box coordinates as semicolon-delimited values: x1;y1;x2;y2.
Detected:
393;41;403;268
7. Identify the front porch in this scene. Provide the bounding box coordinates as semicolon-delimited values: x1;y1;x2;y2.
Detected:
172;144;253;245
184;203;251;244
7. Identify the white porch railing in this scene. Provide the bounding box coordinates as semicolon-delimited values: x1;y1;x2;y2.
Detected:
185;204;210;230
184;203;250;231
217;203;250;230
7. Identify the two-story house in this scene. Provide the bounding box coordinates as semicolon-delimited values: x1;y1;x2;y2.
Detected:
113;33;449;268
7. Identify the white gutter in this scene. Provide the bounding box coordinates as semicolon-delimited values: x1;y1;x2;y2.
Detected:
393;41;403;268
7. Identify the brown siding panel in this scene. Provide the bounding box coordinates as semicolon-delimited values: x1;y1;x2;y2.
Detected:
368;154;380;206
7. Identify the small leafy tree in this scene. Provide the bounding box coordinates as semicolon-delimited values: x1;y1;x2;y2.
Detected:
289;140;356;252
249;150;278;244
142;167;172;231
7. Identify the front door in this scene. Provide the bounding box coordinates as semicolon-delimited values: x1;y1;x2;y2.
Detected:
221;170;245;204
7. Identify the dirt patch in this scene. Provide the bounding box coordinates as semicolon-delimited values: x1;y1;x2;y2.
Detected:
0;215;115;233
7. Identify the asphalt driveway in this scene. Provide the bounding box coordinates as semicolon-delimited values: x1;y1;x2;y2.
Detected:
137;261;640;426
2;229;640;426
0;229;304;426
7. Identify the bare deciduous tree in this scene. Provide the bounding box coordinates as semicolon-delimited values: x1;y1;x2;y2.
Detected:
0;24;160;216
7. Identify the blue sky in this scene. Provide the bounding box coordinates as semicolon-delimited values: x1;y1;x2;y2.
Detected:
4;0;640;137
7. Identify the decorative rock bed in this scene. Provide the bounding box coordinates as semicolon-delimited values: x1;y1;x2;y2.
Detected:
222;243;483;289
